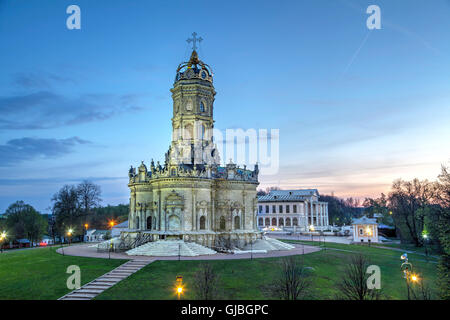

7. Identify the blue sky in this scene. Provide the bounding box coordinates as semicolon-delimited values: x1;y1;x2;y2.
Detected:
0;0;449;213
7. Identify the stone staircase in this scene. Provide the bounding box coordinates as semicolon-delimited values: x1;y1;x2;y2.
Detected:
126;240;217;257
58;260;151;300
242;238;295;252
265;237;296;250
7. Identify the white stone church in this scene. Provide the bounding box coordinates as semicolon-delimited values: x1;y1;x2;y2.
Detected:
105;36;296;256
117;43;268;254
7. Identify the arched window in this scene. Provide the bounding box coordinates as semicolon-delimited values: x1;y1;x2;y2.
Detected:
265;218;270;226
258;218;263;226
200;101;205;112
286;218;291;227
200;216;206;230
171;168;176;176
219;216;226;230
293;218;298;226
271;218;277;226
234;216;240;230
279;218;284;226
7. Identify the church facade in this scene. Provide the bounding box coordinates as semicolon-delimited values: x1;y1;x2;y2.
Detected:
123;49;261;249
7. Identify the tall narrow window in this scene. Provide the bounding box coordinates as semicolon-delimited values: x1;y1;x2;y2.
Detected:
220;216;226;230
234;216;240;230
293;205;297;213
279;205;283;213
200;216;206;230
200;101;205;112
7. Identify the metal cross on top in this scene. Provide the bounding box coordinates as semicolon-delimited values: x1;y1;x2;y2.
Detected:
186;32;203;51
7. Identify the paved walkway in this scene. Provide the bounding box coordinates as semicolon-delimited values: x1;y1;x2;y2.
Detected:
55;241;320;261
274;234;353;244
58;259;153;300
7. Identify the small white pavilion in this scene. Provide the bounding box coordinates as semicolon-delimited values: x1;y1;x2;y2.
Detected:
351;216;379;243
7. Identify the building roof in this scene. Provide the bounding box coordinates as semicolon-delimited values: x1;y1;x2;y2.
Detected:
92;230;109;236
352;216;377;225
258;189;320;202
113;221;128;228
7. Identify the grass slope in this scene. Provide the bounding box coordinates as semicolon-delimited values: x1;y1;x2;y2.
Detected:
0;246;127;300
96;242;438;300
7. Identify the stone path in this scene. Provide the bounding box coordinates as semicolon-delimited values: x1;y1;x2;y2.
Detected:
58;260;153;300
56;241;320;261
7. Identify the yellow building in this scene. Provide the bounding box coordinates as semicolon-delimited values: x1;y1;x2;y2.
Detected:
352;216;379;243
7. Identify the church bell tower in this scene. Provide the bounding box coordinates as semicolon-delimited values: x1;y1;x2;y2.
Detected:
169;34;220;167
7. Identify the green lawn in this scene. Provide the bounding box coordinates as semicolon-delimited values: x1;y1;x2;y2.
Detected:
0;242;439;300
96;241;438;300
370;242;441;256
0;246;127;300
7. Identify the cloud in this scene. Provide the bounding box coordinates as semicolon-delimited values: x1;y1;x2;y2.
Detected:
12;72;76;90
0;91;143;130
0;137;91;166
0;176;127;186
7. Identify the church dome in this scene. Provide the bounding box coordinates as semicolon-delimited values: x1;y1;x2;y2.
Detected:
175;50;213;83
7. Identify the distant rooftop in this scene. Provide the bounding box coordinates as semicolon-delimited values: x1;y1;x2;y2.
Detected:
258;189;321;202
113;221;128;228
352;215;377;225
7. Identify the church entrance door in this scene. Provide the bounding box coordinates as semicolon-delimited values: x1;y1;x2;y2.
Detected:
147;216;152;230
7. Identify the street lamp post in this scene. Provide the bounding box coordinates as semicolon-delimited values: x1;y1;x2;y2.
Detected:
401;253;419;300
310;225;315;243
84;223;89;243
67;229;73;246
422;234;429;261
175;276;183;300
0;231;7;253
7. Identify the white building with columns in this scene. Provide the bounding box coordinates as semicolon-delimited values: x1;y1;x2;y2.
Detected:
257;189;329;231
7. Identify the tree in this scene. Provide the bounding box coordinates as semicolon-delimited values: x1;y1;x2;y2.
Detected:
89;204;128;229
388;179;436;246
51;181;102;240
257;186;280;196
335;253;383;300
103;231;111;240
51;185;81;238
432;164;450;299
363;194;396;232
192;263;221;300
319;195;361;226
77;180;102;217
5;201;47;246
263;256;313;300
